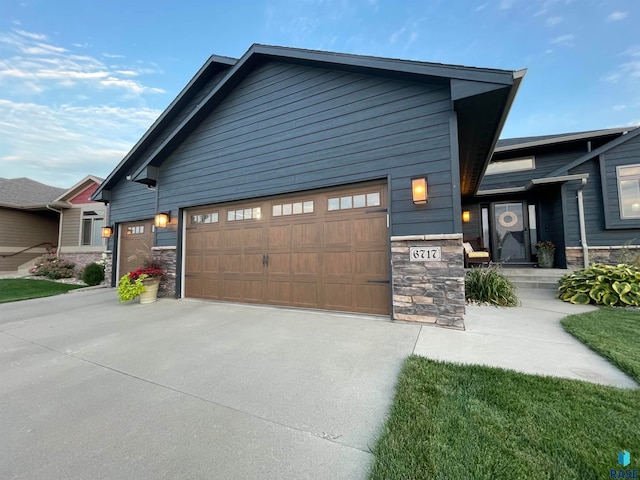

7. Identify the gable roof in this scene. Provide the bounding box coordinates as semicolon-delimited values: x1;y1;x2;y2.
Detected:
94;44;524;200
92;54;237;200
545;126;640;178
54;174;104;203
0;178;66;209
495;127;634;153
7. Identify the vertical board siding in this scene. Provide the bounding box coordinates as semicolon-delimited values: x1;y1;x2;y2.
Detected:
600;133;640;229
158;61;454;237
60;208;80;246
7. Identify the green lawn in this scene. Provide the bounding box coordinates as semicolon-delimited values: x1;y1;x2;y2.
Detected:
562;308;640;382
0;278;84;303
369;356;639;480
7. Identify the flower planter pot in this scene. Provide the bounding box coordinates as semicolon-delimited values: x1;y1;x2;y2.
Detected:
537;249;555;268
139;278;160;304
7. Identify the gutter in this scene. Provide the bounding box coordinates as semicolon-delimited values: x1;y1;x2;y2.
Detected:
46;204;63;256
576;178;589;269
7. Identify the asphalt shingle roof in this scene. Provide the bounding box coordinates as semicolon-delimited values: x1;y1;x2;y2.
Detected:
0;178;66;208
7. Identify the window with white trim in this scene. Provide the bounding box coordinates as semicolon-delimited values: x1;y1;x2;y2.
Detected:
485;156;535;175
81;210;105;246
617;164;640;219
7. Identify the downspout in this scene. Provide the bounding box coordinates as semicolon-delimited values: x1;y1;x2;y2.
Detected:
46;204;63;256
576;179;589;269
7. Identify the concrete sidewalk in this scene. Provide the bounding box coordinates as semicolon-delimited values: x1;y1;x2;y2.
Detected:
414;288;638;388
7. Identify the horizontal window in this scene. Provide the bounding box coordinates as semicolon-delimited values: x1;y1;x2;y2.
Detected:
485;157;535;175
272;201;314;217
327;191;381;211
618;164;640;219
227;207;261;221
191;212;219;224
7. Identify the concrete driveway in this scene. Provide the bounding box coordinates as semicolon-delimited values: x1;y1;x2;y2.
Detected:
0;289;421;480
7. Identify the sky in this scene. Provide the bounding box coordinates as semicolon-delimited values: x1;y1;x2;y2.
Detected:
0;0;638;188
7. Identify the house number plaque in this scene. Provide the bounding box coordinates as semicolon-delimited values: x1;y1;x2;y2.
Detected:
409;247;441;261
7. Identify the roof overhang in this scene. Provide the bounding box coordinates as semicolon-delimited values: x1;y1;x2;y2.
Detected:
475;173;589;196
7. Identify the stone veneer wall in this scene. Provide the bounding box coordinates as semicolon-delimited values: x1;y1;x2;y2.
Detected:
391;234;465;330
152;246;177;298
61;252;104;274
104;251;112;286
566;245;640;269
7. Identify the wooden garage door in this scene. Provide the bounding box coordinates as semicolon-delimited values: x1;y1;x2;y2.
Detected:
185;183;389;315
118;220;154;277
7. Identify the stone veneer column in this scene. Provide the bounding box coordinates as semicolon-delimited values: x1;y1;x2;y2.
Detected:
391;234;465;330
103;251;113;286
152;246;177;298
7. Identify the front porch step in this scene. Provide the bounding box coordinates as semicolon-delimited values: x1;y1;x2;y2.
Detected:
499;268;569;291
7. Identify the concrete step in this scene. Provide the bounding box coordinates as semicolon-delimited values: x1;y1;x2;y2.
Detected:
500;268;570;290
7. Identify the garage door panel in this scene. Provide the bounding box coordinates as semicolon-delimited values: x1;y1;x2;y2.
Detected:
292;282;318;307
324;252;352;275
354;217;386;243
203;255;219;273
324;219;351;246
324;284;353;310
291;252;318;274
186;182;390;315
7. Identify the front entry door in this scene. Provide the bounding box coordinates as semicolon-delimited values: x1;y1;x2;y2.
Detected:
493;202;530;262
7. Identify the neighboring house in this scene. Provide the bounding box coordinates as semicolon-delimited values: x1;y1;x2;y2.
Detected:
92;44;525;328
0;175;106;273
462;127;640;268
0;178;64;272
53;175;107;269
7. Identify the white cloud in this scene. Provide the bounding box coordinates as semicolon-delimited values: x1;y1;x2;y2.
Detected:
0;100;161;186
550;34;575;46
476;3;487;11
499;0;514;10
607;11;628;21
103;53;125;58
603;48;640;83
0;29;163;96
545;16;562;27
389;27;405;44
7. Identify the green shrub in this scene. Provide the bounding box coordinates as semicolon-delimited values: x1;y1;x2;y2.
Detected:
29;250;76;279
558;263;640;306
81;262;105;286
465;266;518;306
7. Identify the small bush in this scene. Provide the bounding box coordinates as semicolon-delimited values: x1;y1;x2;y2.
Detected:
558;263;640;306
30;250;76;279
465;266;518;306
81;262;105;286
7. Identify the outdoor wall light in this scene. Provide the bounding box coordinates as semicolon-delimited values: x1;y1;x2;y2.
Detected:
154;212;170;228
462;211;471;223
412;177;427;205
101;226;113;238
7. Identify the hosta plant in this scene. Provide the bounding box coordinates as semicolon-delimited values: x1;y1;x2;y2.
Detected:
558;263;640;306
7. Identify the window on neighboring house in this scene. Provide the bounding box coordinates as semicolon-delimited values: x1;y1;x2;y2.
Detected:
485;156;535;175
81;210;105;246
617;164;640;219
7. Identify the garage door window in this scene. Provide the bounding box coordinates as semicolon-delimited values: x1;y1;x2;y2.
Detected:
191;213;219;224
328;191;381;211
228;207;261;221
272;200;314;217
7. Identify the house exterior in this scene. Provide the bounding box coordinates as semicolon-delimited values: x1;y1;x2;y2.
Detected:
0;175;106;273
462;127;640;269
92;44;525;329
0;178;64;272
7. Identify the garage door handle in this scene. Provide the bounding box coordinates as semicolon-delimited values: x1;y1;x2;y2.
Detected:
266;254;270;267
262;254;270;267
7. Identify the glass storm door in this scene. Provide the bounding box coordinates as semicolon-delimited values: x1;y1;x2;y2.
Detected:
493;202;530;262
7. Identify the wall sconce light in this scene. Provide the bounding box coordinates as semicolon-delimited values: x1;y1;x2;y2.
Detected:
462;211;471;223
412;177;427;205
101;226;113;238
154;212;170;228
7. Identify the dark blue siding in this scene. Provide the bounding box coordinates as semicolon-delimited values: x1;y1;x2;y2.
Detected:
564;158;639;246
154;61;456;243
600;133;640;230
